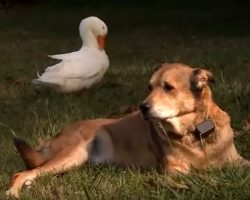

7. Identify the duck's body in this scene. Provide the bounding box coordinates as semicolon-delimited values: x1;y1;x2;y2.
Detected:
32;16;109;93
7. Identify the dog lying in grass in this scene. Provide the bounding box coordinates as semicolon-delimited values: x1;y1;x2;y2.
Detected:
7;63;250;198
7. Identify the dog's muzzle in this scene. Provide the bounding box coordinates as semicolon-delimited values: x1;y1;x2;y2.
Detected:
139;101;151;120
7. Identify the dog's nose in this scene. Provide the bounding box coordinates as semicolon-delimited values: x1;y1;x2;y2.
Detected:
139;101;151;115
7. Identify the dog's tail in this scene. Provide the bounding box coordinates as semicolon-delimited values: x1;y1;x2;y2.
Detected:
13;138;45;169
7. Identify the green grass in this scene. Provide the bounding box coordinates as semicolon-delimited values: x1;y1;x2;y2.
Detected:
0;1;250;199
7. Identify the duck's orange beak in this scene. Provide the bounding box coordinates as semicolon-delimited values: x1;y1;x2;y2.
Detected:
97;35;106;49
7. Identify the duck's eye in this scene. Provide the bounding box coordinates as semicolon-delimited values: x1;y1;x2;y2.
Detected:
148;84;152;91
163;82;174;92
102;26;105;30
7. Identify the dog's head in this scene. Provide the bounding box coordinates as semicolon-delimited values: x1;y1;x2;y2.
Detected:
140;63;215;134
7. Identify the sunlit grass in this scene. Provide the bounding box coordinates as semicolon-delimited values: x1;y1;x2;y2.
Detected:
0;2;250;199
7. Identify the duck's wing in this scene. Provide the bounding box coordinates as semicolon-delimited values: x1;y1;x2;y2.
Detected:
32;60;102;91
38;53;107;81
33;48;109;92
47;51;82;60
65;57;106;78
32;62;65;86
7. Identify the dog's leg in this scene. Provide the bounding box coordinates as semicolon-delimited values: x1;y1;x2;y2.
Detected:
165;156;191;174
7;141;88;198
236;156;250;167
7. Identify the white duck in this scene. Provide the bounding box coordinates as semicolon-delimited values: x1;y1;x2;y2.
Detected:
32;16;109;93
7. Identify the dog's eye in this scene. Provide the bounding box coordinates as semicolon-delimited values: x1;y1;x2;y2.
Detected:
148;84;152;91
163;82;174;92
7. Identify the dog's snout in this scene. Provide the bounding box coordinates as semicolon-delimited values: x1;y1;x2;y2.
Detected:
139;102;151;115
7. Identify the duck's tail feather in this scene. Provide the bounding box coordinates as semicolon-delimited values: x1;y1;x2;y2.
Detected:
31;78;60;91
36;71;41;78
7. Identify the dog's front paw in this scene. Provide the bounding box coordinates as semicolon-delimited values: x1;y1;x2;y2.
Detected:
6;171;35;199
6;187;20;199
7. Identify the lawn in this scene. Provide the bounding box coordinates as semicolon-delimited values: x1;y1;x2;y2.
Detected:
0;1;250;199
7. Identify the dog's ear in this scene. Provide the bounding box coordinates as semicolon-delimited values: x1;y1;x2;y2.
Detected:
191;68;215;90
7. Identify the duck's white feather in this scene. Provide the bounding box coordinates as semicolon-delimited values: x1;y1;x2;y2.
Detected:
33;48;109;93
44;49;107;78
32;16;109;93
47;50;82;60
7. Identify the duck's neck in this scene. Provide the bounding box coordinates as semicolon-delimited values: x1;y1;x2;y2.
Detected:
80;30;99;49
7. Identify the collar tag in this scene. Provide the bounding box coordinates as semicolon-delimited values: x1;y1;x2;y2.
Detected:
195;119;215;139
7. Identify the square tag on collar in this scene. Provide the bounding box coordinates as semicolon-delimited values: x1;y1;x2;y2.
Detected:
195;119;215;139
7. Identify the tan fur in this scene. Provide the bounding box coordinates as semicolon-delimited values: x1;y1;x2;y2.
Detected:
7;63;249;198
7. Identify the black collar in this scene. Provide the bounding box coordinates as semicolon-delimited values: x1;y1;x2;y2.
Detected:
149;118;215;141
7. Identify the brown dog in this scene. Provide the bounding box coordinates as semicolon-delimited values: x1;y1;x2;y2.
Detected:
7;63;250;198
